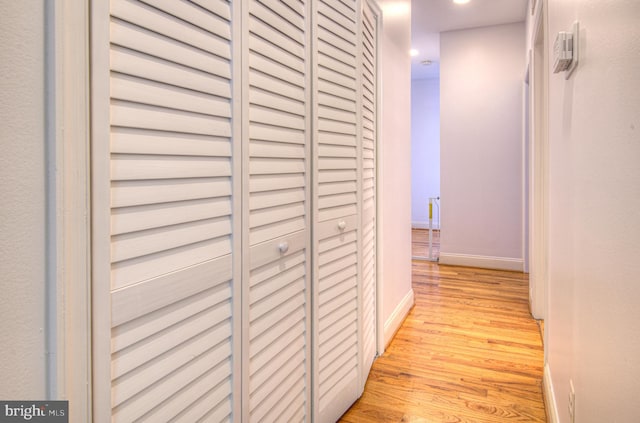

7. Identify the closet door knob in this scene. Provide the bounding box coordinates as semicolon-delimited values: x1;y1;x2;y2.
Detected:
278;242;289;254
338;221;347;231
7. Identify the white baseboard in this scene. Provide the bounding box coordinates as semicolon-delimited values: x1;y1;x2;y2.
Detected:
543;363;559;423
383;288;415;348
439;252;524;272
411;221;440;230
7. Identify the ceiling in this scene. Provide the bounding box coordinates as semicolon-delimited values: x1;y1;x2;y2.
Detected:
411;0;528;79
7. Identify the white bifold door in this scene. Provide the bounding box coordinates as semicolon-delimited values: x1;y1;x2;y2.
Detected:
360;0;379;385
91;0;241;421
311;0;361;421
242;0;313;420
91;0;378;421
311;0;378;421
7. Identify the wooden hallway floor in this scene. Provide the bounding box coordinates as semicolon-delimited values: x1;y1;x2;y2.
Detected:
340;257;546;422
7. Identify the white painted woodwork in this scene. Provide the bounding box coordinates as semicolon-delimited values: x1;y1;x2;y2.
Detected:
243;0;312;421
360;0;379;385
312;0;362;421
93;0;239;421
92;0;379;420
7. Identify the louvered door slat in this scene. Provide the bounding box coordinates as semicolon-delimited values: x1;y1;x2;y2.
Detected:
319;192;357;210
280;0;305;16
250;346;305;406
110;73;231;117
317;131;356;147
321;0;355;21
317;50;356;79
250;72;306;106
111;178;232;208
254;0;305;32
318;65;357;91
250;304;306;355
111;218;231;264
319;143;356;157
318;119;357;137
111;309;231;385
317;14;356;48
191;0;231;20
250;122;306;145
251;157;306;174
110;19;232;79
312;0;360;421
318;181;357;197
111;128;231;157
111;197;231;235
249;105;305;130
318;90;357;112
111;101;231;137
251;188;306;210
93;0;239;420
250;0;305;44
111;0;231;58
248;17;305;60
316;78;357;103
249;35;306;74
139;0;232;39
112;352;231;422
318;104;357;123
318;1;355;28
244;0;312;420
250;202;305;229
250;88;306;116
111;238;231;289
250;140;305;158
111;155;231;180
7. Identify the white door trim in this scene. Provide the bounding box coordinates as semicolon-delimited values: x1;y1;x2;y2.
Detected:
89;0;113;420
529;0;549;321
50;0;92;420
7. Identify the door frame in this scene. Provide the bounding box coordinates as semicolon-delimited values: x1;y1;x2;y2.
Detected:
369;0;385;359
528;0;549;321
49;0;93;420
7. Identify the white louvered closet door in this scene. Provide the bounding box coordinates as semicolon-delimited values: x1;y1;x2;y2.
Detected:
91;0;241;421
360;0;378;386
242;0;312;421
312;0;362;421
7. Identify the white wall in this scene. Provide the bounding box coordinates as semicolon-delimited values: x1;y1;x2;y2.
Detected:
411;78;440;228
439;22;526;270
0;1;47;398
378;0;414;346
538;0;640;421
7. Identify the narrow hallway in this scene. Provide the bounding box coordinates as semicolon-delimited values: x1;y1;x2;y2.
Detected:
341;233;545;422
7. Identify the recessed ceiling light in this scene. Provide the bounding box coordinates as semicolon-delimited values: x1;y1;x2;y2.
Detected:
453;0;471;4
410;49;419;57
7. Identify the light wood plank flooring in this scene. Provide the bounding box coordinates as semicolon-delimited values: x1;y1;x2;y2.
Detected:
340;234;545;422
412;228;440;259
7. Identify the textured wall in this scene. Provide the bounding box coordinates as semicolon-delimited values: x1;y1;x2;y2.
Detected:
0;1;47;398
378;0;414;340
440;22;526;267
411;78;440;227
543;0;640;420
